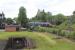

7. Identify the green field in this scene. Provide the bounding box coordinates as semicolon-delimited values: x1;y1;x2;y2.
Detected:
0;31;75;50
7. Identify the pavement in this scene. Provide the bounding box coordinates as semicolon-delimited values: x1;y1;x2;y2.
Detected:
0;40;7;50
0;29;5;32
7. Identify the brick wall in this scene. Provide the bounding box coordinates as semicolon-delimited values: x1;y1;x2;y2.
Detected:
5;27;16;32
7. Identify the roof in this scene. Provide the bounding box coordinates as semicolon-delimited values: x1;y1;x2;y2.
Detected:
5;25;20;27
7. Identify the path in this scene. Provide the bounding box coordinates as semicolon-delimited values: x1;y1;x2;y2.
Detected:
0;40;7;50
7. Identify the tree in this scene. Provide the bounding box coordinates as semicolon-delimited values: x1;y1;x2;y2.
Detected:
13;17;19;24
6;18;13;25
46;12;52;22
32;9;47;22
53;14;66;25
30;9;66;25
73;11;75;15
41;10;47;22
18;6;28;27
67;11;75;25
0;12;6;29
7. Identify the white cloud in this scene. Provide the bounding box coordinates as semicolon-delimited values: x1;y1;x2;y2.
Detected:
0;0;75;18
49;0;75;15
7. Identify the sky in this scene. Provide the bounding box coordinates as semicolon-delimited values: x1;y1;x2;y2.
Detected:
0;0;75;18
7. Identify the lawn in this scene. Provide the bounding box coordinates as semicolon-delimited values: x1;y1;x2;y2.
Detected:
0;31;75;50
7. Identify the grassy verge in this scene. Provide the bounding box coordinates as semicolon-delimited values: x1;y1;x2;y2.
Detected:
0;31;75;50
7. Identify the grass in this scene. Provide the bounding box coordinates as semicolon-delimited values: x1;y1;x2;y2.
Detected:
57;21;69;30
0;31;75;50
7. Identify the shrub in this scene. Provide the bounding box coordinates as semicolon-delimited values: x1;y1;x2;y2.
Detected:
71;32;75;39
34;26;75;40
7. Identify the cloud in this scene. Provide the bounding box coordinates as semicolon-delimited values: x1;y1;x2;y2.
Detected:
0;0;75;18
49;0;75;15
0;0;28;18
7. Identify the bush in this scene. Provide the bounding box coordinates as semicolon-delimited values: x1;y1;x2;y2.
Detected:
71;32;75;39
34;26;75;40
34;26;59;33
34;26;46;32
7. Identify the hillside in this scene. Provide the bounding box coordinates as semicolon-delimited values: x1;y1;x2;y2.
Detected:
0;31;75;50
58;21;75;31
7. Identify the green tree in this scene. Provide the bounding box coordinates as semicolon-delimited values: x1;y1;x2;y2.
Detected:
41;10;47;22
53;14;66;25
67;11;75;25
33;9;47;22
31;9;66;25
6;18;13;25
46;12;52;22
0;12;6;29
18;6;28;27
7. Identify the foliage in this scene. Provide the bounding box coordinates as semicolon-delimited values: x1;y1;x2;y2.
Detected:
34;26;75;40
58;11;75;30
0;12;6;29
57;21;69;30
53;14;67;25
31;9;52;22
18;6;28;27
6;18;13;25
34;26;59;33
30;9;67;25
13;17;18;24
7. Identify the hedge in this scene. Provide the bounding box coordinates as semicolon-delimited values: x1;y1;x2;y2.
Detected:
34;26;75;40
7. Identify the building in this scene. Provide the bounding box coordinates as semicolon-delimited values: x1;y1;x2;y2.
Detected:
5;25;20;32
